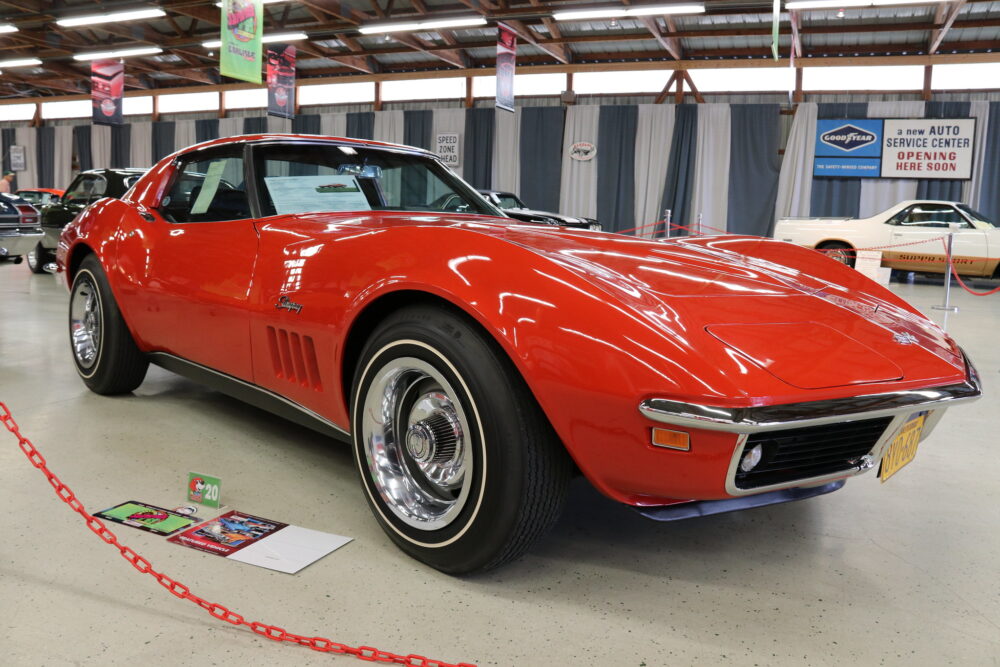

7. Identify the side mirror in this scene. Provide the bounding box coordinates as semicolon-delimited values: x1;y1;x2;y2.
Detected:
948;222;964;231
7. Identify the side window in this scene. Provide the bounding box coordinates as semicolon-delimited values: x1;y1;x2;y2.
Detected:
64;176;105;205
160;150;248;223
896;204;969;228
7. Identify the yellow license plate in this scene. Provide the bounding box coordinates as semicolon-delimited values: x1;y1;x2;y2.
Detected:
879;412;927;482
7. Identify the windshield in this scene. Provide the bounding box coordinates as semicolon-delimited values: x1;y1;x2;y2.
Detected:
253;143;505;218
956;204;996;228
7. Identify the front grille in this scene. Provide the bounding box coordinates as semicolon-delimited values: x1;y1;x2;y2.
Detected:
734;417;893;490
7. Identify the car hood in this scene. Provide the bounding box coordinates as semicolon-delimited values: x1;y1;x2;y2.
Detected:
491;223;964;389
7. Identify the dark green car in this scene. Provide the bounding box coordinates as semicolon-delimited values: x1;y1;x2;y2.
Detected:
32;168;146;273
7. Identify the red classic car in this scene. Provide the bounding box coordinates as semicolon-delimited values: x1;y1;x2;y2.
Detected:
56;134;981;574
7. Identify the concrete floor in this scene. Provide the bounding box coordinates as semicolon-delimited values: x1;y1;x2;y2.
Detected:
1;261;998;667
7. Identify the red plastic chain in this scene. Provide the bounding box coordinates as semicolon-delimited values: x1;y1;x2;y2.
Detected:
0;402;476;667
939;238;1000;296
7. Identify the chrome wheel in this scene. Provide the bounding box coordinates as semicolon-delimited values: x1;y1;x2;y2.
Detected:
70;275;102;369
360;355;472;531
26;247;38;271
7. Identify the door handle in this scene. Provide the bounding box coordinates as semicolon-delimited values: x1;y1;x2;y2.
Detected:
139;212;155;222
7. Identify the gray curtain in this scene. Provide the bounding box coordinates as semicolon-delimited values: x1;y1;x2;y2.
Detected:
809;103;867;218
110;125;130;169
728;104;781;236
978;102;1000;222
152;122;175;162
404;110;433;150
73;125;92;172
916;101;969;202
243;116;267;134
596;105;638;232
36;126;55;188
519;106;563;211
660;104;698;236
463;107;495;190
292;114;320;134
346;112;374;140
195;119;219;143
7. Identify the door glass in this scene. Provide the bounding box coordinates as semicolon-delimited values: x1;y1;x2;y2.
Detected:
63;176;106;205
897;204;969;228
161;153;248;223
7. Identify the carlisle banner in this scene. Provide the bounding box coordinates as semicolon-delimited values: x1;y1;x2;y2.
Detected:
220;0;263;84
267;44;296;119
91;59;124;126
496;23;517;113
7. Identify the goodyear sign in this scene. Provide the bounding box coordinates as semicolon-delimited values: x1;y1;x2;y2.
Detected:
813;119;883;178
813;118;975;180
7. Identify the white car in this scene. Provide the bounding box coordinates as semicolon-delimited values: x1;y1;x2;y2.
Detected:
774;200;1000;278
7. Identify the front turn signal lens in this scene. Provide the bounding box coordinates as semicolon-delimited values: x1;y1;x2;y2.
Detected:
651;428;690;451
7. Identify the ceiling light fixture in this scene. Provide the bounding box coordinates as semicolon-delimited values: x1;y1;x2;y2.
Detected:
215;0;285;5
0;23;18;33
73;46;163;61
553;4;705;21
0;57;42;67
202;31;308;48
56;8;166;28
786;0;947;9
358;17;487;35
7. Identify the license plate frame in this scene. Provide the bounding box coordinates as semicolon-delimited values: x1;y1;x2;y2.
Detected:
879;411;928;483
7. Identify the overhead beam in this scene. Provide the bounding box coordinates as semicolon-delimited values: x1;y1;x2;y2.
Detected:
789;10;803;59
929;0;967;55
504;19;570;64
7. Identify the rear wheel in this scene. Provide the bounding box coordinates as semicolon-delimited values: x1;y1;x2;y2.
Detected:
26;243;49;274
351;305;572;574
69;255;149;394
818;241;856;268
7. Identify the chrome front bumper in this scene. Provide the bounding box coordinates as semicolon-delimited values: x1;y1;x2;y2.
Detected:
639;353;982;496
0;229;43;257
639;355;981;434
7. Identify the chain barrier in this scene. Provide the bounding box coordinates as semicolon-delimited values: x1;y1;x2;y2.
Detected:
938;237;1000;297
0;402;476;667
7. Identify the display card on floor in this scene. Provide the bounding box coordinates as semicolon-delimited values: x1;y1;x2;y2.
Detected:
167;510;352;574
95;501;198;536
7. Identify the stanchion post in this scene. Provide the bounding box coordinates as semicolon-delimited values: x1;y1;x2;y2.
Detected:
664;209;672;239
932;231;959;318
696;212;703;236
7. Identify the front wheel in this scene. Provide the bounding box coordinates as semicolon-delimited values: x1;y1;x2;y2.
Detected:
351;305;572;574
69;255;149;394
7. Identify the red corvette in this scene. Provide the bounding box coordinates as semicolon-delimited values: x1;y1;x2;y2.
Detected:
57;134;981;573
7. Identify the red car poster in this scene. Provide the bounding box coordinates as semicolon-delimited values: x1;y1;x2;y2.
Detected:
168;510;287;557
91;59;124;126
267;44;296;119
496;24;517;113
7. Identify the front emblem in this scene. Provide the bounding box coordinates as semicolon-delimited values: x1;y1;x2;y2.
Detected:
892;331;918;345
820;124;877;152
276;295;303;314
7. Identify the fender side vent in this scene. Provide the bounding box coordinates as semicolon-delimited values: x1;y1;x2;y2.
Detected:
266;326;323;391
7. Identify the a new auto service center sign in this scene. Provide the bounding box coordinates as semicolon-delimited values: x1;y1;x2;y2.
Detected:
813;118;975;179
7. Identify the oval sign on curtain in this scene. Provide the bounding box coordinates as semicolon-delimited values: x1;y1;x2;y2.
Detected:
569;141;596;161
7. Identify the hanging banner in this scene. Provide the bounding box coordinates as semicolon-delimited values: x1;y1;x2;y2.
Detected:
91;59;124;126
267;44;296;119
880;118;976;180
496;23;516;113
220;0;263;84
813;118;976;179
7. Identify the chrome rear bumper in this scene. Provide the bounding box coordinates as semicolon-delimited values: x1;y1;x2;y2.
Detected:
0;229;43;257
